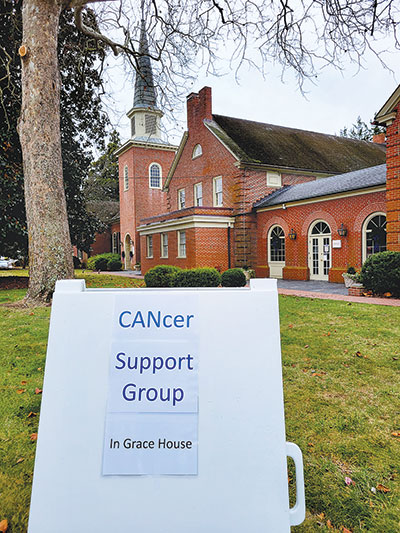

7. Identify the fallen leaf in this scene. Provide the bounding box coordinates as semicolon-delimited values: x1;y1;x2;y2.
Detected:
16;389;25;394
35;388;42;395
369;500;374;507
30;433;38;442
327;519;334;529
308;442;314;447
345;476;355;486
37;367;42;371
15;457;24;465
0;519;8;532
29;312;34;316
393;357;399;361
376;484;390;493
304;344;309;348
27;412;37;418
391;432;400;438
341;527;352;533
344;349;348;353
355;351;362;357
312;373;323;377
21;380;27;385
317;512;325;520
288;324;293;328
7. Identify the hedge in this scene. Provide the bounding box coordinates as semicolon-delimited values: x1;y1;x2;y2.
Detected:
221;268;247;287
360;251;400;296
87;253;122;272
174;268;221;287
144;265;182;287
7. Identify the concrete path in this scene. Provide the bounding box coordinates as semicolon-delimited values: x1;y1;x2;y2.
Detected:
108;271;400;307
277;279;400;307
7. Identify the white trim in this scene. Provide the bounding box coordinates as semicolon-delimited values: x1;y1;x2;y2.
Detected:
256;185;386;213
266;171;282;187
192;144;203;159
204;120;240;161
146;235;154;258
115;139;178;157
138;215;235;235
194;182;203;206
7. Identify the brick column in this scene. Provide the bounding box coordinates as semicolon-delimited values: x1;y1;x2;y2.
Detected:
385;103;400;251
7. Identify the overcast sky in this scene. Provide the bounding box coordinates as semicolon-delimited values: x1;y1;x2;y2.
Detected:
107;42;399;146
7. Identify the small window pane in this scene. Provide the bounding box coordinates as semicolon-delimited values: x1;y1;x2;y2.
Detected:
366;215;386;257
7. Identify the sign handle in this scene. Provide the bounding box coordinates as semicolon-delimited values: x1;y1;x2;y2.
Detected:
286;442;306;526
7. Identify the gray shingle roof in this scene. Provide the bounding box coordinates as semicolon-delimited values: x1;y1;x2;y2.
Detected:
133;21;158;110
254;164;386;209
208;115;386;174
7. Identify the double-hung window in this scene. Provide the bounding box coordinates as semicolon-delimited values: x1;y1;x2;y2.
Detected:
178;188;186;210
146;235;153;258
213;176;223;206
161;233;168;258
194;183;203;206
178;231;186;258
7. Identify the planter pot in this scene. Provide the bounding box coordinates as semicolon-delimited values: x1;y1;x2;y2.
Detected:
342;273;360;288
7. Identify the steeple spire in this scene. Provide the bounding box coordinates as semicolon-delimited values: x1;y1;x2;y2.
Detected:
133;19;158;110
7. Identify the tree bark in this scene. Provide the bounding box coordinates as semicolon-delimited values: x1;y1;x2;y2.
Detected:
18;0;74;303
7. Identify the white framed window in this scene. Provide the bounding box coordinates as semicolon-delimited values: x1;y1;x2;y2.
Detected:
267;171;282;187
362;212;387;262
213;176;223;206
161;233;168;258
146;235;153;258
269;226;285;262
149;163;162;189
192;144;202;159
123;165;129;191
178;188;186;210
194;182;203;206
112;232;121;255
178;230;186;258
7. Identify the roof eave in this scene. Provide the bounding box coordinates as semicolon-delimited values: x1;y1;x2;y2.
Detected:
375;84;400;125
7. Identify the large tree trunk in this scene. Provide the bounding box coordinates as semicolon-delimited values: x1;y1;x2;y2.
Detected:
18;0;74;303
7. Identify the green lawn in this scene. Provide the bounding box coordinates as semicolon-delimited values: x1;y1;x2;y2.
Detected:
0;280;399;532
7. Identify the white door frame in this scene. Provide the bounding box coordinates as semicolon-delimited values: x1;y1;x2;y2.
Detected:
268;225;285;279
308;221;331;281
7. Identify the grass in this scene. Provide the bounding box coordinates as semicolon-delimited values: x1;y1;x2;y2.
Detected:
0;278;399;532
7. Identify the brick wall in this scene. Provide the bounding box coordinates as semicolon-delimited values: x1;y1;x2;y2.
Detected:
140;226;230;274
384;103;400;251
119;145;175;268
255;191;386;282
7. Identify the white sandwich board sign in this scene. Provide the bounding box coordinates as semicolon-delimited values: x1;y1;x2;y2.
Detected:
28;278;305;532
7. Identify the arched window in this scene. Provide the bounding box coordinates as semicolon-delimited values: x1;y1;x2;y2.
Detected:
269;226;285;262
311;221;330;235
123;165;129;191
363;213;386;262
192;144;202;159
149;163;162;189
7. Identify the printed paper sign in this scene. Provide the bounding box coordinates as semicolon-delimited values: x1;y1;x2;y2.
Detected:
103;294;199;475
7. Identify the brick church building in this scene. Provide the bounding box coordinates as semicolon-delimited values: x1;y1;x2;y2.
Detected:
116;27;400;282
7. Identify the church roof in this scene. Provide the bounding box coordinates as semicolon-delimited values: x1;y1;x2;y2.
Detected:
207;115;386;174
133;21;158;110
254;164;386;209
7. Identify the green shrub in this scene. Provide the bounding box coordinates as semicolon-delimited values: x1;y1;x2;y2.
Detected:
221;268;247;287
107;259;122;271
346;266;356;275
87;253;121;272
174;267;221;287
360;251;400;296
144;265;182;287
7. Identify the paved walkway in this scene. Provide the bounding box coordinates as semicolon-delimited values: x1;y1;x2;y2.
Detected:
277;279;400;307
108;271;400;307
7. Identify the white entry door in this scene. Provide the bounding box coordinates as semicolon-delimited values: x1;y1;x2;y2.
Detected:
308;222;331;281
